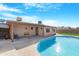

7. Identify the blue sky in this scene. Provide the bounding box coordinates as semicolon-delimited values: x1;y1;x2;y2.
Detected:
0;3;79;27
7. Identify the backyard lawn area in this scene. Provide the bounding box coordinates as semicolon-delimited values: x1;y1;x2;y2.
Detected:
59;32;79;36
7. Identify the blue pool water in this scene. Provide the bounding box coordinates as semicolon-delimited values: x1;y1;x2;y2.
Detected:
37;36;79;56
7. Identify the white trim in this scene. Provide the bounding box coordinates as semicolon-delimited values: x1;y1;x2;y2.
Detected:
0;23;9;28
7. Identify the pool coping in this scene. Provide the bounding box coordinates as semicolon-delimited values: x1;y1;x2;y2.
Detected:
55;34;79;39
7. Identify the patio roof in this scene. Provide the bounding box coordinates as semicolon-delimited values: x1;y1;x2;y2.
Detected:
0;23;9;28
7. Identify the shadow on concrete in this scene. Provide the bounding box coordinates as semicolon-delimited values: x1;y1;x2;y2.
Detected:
13;36;44;50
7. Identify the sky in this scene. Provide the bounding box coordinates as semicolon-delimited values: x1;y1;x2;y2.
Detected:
0;3;79;27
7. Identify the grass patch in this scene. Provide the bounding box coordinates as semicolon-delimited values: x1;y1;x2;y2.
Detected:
59;32;79;36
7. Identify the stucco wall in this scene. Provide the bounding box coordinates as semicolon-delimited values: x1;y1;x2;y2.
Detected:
38;26;44;36
13;24;56;37
29;25;36;36
8;21;56;39
13;24;37;37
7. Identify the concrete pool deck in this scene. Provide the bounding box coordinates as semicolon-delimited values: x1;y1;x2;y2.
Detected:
0;43;39;56
0;36;44;56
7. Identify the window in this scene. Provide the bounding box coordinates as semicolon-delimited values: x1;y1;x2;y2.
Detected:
41;28;43;30
46;28;50;32
52;28;55;32
25;27;27;30
31;27;33;30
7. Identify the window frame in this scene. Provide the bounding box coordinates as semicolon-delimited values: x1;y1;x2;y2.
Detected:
46;28;50;33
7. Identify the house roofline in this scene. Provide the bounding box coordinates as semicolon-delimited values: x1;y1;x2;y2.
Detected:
7;20;55;28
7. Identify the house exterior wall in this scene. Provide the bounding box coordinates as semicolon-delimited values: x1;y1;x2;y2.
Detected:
7;21;56;39
38;26;44;36
13;24;28;37
44;26;56;36
29;25;36;36
8;22;44;38
13;24;37;37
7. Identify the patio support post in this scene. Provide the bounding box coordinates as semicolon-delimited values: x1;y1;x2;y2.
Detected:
10;24;14;42
42;26;45;37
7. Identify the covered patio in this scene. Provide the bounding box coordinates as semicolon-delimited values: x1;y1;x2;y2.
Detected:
0;23;10;39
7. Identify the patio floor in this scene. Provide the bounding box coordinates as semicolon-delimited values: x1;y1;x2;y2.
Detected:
0;36;45;56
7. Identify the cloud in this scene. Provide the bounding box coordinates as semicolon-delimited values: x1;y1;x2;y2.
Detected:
20;16;40;23
2;13;59;26
2;13;17;18
24;3;63;12
1;11;60;27
21;16;60;27
42;19;60;26
24;3;45;9
18;16;60;27
1;13;39;23
0;4;21;13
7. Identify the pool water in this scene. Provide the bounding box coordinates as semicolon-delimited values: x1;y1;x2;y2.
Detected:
37;36;79;56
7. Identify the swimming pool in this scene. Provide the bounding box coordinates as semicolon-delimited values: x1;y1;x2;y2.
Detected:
37;36;79;56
